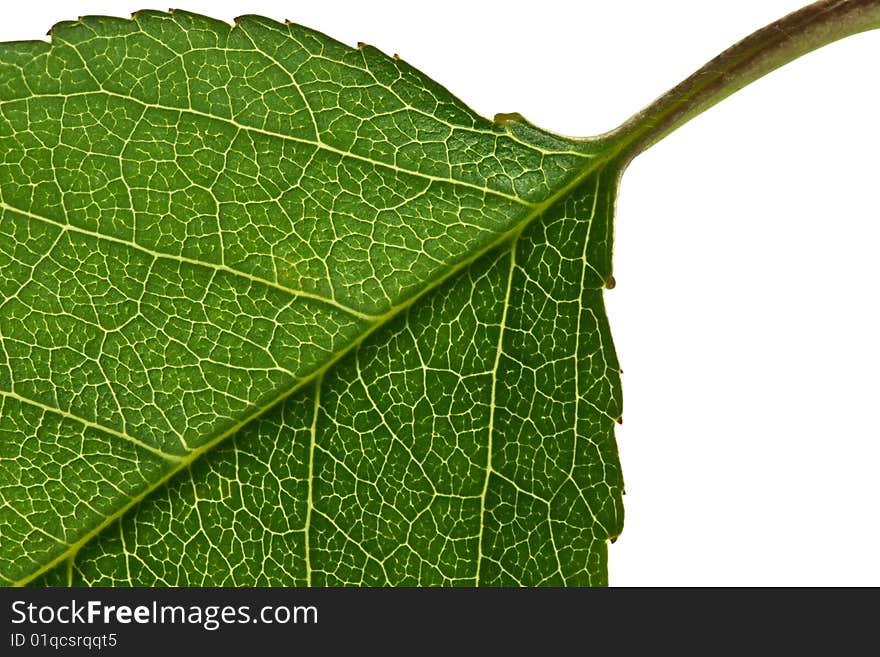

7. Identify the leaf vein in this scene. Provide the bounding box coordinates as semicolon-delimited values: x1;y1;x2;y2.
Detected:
0;388;184;462
476;241;518;584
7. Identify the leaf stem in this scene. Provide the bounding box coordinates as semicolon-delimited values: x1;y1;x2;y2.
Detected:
608;0;880;161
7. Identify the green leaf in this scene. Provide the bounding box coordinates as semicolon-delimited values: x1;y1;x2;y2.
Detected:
0;10;624;585
6;2;878;587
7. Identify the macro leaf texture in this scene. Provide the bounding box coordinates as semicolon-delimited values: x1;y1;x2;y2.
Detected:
0;10;626;586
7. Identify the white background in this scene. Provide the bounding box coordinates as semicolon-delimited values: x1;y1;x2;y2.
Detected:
4;1;878;586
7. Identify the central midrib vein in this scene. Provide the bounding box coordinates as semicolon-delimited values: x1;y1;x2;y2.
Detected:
12;130;624;587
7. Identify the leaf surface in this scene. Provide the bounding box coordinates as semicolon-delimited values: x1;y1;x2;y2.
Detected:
0;10;624;585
